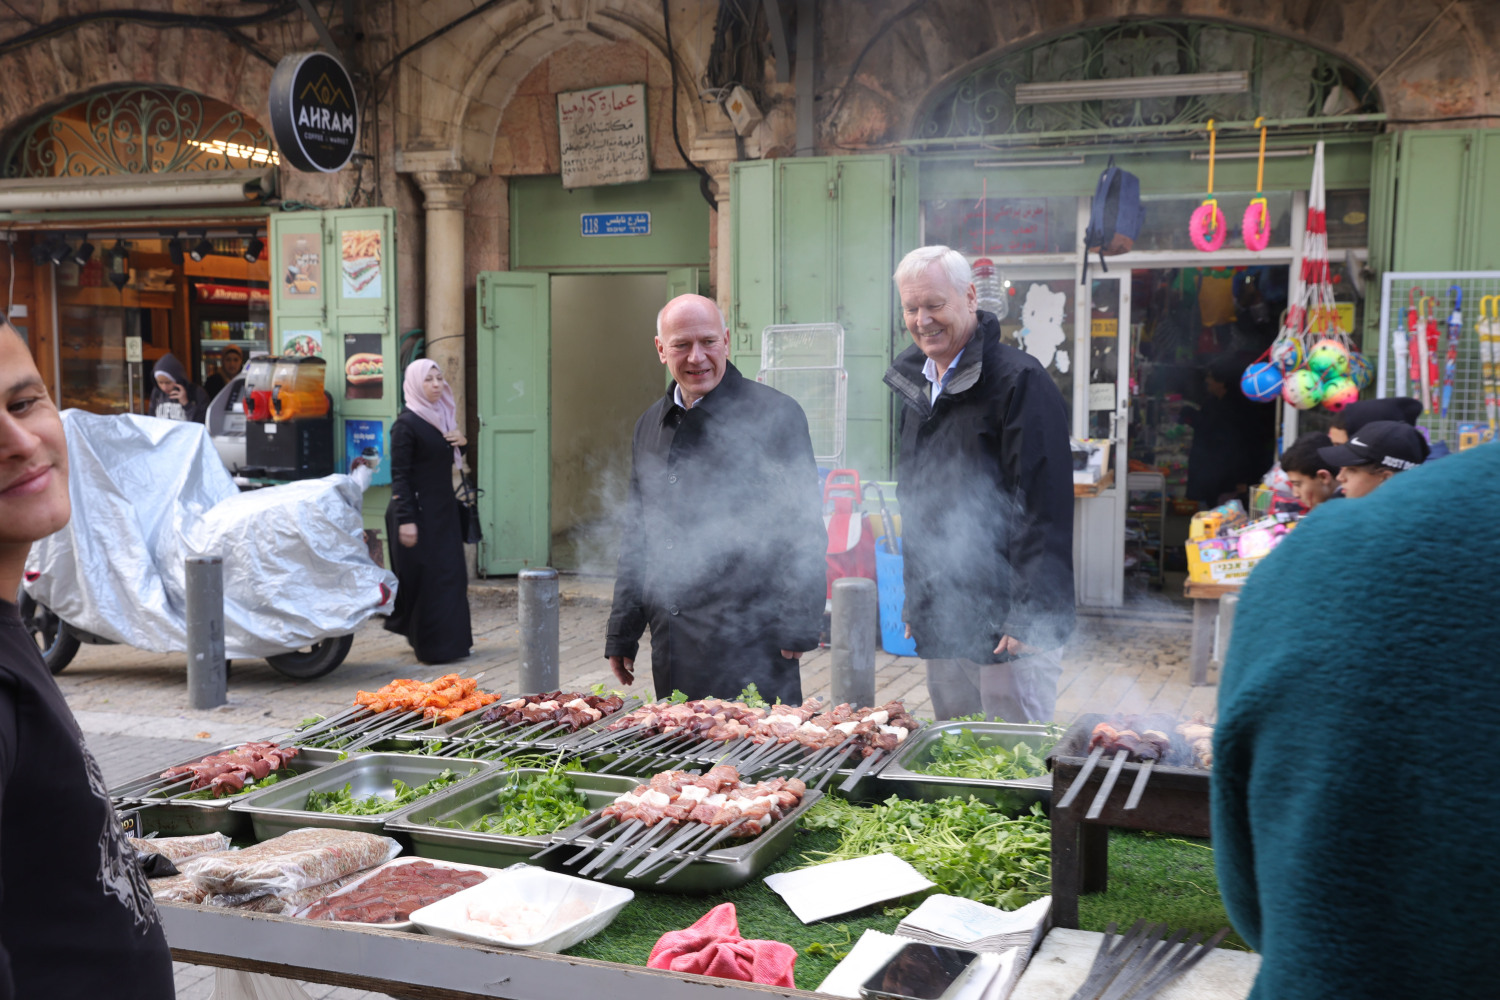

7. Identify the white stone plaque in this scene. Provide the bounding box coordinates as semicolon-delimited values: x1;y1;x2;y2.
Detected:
557;84;650;189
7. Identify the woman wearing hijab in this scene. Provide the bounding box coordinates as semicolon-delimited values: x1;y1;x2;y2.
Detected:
148;353;209;423
383;360;472;663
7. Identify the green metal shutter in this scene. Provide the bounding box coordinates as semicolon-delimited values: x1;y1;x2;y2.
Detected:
1394;131;1472;271
1472;131;1500;271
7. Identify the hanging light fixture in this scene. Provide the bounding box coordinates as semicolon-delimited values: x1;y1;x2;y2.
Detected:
71;241;95;266
168;238;185;267
243;237;265;263
106;241;130;291
48;238;72;265
189;234;214;262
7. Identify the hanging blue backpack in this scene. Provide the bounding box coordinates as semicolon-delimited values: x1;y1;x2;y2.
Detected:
1083;156;1142;280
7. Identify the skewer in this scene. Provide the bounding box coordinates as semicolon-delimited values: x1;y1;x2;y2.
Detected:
1123;760;1154;811
811;744;860;791
571;723;650;753
579;820;651;875
1102;928;1189;1000
597;820;681;877
529;815;612;860
838;748;885;793
610;734;697;772
1124;927;1230;1000
653;817;750;884
564;818;638;867
1086;750;1130;820
741;740;807;774
791;734;858;780
1096;924;1170;1000
625;823;720;879
1067;920;1151;1000
1055;746;1106;810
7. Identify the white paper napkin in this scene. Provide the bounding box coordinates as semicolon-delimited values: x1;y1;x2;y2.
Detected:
764;853;935;924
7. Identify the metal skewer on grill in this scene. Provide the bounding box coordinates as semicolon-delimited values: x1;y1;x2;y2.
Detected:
1056;746;1106;810
653;817;750;884
529;815;613;860
1123;759;1154;811
597;820;687;877
577;820;654;876
838;748;886;793
628;820;727;879
1086;750;1131;820
565;818;640;868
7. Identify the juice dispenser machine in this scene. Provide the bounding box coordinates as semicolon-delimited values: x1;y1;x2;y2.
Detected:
243;355;335;480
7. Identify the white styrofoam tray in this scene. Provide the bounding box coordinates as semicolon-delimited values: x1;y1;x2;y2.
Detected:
409;864;633;953
295;856;508;931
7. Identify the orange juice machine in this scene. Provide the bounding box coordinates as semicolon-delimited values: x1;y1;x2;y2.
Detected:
243;355;335;480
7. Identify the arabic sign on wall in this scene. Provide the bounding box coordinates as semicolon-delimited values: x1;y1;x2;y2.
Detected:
557;84;650;189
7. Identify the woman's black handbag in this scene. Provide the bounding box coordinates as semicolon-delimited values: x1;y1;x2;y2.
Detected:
456;474;483;545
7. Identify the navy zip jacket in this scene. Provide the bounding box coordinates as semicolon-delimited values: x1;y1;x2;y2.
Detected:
1213;442;1500;998
883;311;1075;660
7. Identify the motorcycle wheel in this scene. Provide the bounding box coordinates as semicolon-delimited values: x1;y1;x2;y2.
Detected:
16;590;81;675
265;634;354;679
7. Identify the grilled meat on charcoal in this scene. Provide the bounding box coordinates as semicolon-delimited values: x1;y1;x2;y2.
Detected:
1175;717;1214;768
1089;723;1172;763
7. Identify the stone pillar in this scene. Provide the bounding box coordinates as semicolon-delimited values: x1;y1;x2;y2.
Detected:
708;164;733;318
412;169;477;432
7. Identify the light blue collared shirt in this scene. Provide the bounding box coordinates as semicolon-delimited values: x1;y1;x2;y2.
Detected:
921;345;967;404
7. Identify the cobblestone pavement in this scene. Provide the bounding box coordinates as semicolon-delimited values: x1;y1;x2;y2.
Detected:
71;577;1204;999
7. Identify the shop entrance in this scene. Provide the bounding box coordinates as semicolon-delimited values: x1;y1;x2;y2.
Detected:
549;272;676;571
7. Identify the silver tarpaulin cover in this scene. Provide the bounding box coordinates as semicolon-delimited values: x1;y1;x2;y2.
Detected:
24;411;396;658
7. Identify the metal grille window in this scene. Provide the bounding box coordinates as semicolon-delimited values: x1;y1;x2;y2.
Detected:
4;86;278;178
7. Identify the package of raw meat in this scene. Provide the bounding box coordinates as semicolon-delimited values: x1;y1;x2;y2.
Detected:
130;832;232;863
179;828;400;897
298;858;496;925
206;868;375;915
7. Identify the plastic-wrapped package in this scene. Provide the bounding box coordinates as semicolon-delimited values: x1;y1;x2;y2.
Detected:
152;872;214;904
130;832;232;863
179;828;400;897
207;868;374;915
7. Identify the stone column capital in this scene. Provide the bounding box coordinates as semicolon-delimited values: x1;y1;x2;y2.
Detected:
699;160;733;204
413;170;477;211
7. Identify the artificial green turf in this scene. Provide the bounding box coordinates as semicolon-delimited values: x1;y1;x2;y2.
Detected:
563;824;1249;990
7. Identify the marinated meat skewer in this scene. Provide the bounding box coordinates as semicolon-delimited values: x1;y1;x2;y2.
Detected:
1088;722;1171;763
158;742;301;797
1175;717;1214;768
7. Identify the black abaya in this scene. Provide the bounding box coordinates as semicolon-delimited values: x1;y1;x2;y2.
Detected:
384;410;472;663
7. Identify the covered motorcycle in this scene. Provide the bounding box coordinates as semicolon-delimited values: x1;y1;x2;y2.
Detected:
21;411;396;678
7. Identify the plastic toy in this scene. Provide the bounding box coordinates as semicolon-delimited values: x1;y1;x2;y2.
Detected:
1281;369;1323;409
1240;361;1284;402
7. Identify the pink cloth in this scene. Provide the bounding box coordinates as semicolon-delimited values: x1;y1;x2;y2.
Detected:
648;903;797;987
402;359;461;467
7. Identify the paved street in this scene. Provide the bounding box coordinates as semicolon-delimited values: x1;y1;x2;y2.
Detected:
72;576;1207;999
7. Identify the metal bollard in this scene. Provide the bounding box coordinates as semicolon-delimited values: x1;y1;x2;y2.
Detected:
830;577;877;709
518;567;560;693
185;556;227;709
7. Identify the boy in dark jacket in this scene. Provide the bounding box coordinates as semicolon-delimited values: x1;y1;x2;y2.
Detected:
884;247;1075;723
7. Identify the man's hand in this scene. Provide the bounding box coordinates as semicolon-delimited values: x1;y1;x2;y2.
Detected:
398;524;417;548
904;623;912;639
994;634;1037;657
779;650;803;661
609;655;635;685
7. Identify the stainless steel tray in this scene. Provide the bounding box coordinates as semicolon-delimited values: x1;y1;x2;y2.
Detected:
385;769;640;870
109;745;342;838
549;788;823;893
228;753;495;842
878;722;1056;811
421;696;642;753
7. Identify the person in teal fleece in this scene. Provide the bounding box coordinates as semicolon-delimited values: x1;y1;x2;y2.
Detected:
1212;442;1500;998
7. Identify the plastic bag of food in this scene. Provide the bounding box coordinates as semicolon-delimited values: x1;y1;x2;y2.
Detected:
130;832;232;863
206;868;374;915
152;872;213;904
179;828;400;897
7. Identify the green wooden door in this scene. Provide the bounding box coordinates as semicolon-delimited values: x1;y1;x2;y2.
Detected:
476;271;550;574
730;155;895;478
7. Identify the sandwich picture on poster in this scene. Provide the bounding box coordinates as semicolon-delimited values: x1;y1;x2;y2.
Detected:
341;229;382;299
344;333;384;400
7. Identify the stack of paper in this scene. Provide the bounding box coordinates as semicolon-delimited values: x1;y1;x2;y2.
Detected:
764;854;935;924
896;895;1051;956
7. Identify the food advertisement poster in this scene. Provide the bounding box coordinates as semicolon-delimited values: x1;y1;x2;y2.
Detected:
343;333;384;400
345;418;390;486
281;233;322;299
282;329;323;357
557;84;650;189
341;229;383;299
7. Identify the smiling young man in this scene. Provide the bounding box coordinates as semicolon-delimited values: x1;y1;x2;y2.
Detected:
0;325;174;998
883;246;1075;724
606;295;826;704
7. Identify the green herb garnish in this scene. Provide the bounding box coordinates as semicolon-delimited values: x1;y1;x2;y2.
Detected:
913;726;1061;782
433;770;590;837
304;768;472;815
735;683;768;709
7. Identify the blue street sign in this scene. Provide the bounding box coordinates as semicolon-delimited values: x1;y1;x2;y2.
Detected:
581;212;651;237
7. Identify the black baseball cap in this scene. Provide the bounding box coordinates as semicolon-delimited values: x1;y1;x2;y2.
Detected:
1318;419;1430;472
1335;397;1422;434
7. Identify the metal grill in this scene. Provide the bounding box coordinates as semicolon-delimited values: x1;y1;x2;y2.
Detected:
1377;271;1500;448
758;323;847;465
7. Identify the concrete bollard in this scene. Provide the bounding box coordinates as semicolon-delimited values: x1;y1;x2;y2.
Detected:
830;577;877;709
185;556;227;709
518;567;560;693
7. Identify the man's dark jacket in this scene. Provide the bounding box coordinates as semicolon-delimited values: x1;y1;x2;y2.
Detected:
884;311;1075;662
606;362;826;703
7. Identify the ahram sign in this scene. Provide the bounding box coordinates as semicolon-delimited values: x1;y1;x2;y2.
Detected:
269;51;359;173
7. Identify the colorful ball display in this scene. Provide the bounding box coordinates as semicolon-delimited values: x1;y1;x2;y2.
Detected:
1320;377;1360;412
1240;361;1285;403
1307;338;1351;379
1281;368;1324;410
1347;351;1374;389
1270;336;1305;372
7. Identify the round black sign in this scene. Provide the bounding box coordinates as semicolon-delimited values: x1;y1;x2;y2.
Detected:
268;51;359;173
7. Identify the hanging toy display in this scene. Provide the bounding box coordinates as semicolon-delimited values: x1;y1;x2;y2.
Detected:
1281;368;1324;410
1269;334;1305;372
1242;118;1272;251
1240;360;1285;403
1189;120;1227;252
1347;351;1374;390
1320;377;1360;412
1307;337;1352;380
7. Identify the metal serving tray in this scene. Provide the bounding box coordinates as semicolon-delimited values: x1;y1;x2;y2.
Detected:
421;696;642;754
228;753;496;842
549;788;823;894
109;745;342;838
879;722;1057;812
385;769;640;870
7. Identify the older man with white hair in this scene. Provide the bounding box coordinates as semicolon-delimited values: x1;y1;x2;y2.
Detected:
884;246;1075;723
606;294;826;704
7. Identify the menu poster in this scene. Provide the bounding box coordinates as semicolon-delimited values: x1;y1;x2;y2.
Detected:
281;233;322;299
282;329;323;357
557;84;650;189
341;229;383;299
344;333;384;400
345;418;390;486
